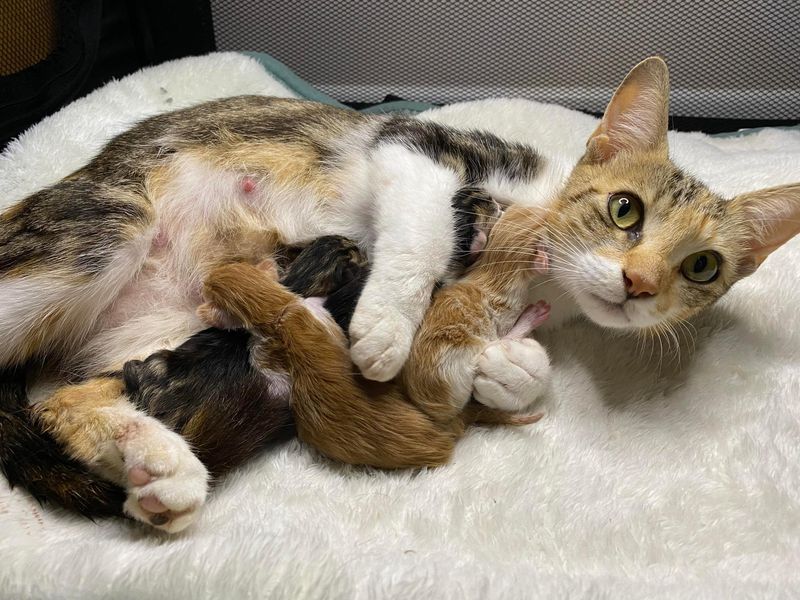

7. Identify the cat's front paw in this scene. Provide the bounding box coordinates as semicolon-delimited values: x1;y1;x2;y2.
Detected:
349;306;415;382
117;418;209;533
473;337;551;412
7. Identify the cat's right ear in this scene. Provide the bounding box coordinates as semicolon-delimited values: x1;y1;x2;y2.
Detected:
729;182;800;274
583;57;670;164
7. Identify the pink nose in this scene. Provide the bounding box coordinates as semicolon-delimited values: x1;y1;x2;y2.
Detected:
623;270;658;298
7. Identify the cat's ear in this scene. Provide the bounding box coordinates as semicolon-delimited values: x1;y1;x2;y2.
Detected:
584;57;670;164
729;183;800;273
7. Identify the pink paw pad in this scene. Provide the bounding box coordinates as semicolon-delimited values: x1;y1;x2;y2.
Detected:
128;466;151;486
139;495;168;515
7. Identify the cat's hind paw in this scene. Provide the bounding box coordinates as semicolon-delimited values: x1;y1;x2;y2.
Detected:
117;419;209;533
349;306;415;382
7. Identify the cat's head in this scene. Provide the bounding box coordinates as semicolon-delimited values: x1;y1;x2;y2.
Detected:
546;57;800;331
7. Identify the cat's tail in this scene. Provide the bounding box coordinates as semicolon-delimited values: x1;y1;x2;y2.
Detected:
0;366;125;517
461;401;544;427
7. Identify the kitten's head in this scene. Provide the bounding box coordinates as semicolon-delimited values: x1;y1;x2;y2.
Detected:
546;57;800;330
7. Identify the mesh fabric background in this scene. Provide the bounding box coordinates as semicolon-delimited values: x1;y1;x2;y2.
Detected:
211;0;799;120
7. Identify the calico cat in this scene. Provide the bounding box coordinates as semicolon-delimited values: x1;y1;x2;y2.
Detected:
1;57;799;533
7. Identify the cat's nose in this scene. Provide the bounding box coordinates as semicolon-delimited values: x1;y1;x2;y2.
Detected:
623;270;658;298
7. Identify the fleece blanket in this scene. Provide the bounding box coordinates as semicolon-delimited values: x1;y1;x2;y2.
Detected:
1;52;799;600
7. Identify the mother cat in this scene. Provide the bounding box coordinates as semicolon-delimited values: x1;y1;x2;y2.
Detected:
1;58;798;532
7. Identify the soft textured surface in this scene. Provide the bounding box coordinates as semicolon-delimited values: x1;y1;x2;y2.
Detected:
2;52;799;600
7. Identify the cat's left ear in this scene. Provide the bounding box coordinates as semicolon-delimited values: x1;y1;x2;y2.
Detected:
584;57;670;164
729;183;800;273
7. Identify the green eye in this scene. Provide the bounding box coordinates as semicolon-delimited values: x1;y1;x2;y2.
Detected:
608;193;643;230
681;251;721;283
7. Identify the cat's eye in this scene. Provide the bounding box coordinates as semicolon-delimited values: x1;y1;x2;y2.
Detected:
607;193;643;230
680;251;721;283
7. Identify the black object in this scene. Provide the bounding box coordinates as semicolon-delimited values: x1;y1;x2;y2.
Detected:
0;0;216;150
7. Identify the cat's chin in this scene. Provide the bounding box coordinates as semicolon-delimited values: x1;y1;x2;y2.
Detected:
577;293;667;331
578;293;633;329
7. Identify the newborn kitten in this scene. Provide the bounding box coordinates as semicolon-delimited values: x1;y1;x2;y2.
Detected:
197;205;548;476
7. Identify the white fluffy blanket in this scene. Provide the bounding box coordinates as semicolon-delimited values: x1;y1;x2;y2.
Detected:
1;53;799;600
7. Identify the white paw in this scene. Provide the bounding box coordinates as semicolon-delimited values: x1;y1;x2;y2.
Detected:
116;419;209;533
349;305;415;381
473;338;551;412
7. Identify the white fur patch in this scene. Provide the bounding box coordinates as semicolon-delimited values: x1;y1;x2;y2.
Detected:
0;233;153;366
349;143;462;381
484;156;569;209
473;338;551;411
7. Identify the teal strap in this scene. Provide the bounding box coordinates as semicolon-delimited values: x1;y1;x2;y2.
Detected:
709;124;800;138
242;51;433;114
242;51;350;109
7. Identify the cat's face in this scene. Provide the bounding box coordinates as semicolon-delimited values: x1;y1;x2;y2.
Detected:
547;154;747;330
544;57;800;332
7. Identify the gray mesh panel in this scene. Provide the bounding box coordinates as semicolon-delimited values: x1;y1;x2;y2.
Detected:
211;0;800;119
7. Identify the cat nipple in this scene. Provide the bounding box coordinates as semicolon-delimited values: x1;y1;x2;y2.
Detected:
151;228;168;250
241;176;257;195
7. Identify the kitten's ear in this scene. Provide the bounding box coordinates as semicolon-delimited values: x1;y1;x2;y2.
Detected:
584;57;670;163
729;183;800;273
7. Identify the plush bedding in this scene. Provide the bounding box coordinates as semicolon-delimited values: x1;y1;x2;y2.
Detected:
1;52;799;600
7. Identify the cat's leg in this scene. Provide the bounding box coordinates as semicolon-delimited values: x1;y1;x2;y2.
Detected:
349;145;462;381
472;302;552;412
0;179;154;367
34;377;208;533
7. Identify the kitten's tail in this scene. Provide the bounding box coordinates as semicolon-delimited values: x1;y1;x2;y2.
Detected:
0;367;125;517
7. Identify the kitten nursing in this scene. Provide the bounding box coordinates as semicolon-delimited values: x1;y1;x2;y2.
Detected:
2;57;799;533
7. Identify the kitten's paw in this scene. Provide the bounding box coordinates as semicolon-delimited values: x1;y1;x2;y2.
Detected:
117;419;209;533
349;306;415;381
197;302;241;329
473;338;551;412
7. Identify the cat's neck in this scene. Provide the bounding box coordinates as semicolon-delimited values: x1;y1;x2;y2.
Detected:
524;278;582;330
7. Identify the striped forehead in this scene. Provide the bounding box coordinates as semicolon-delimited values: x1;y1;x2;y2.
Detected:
648;167;727;219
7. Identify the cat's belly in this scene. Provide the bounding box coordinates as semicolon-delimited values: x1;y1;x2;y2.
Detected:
68;255;206;376
66;157;371;376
